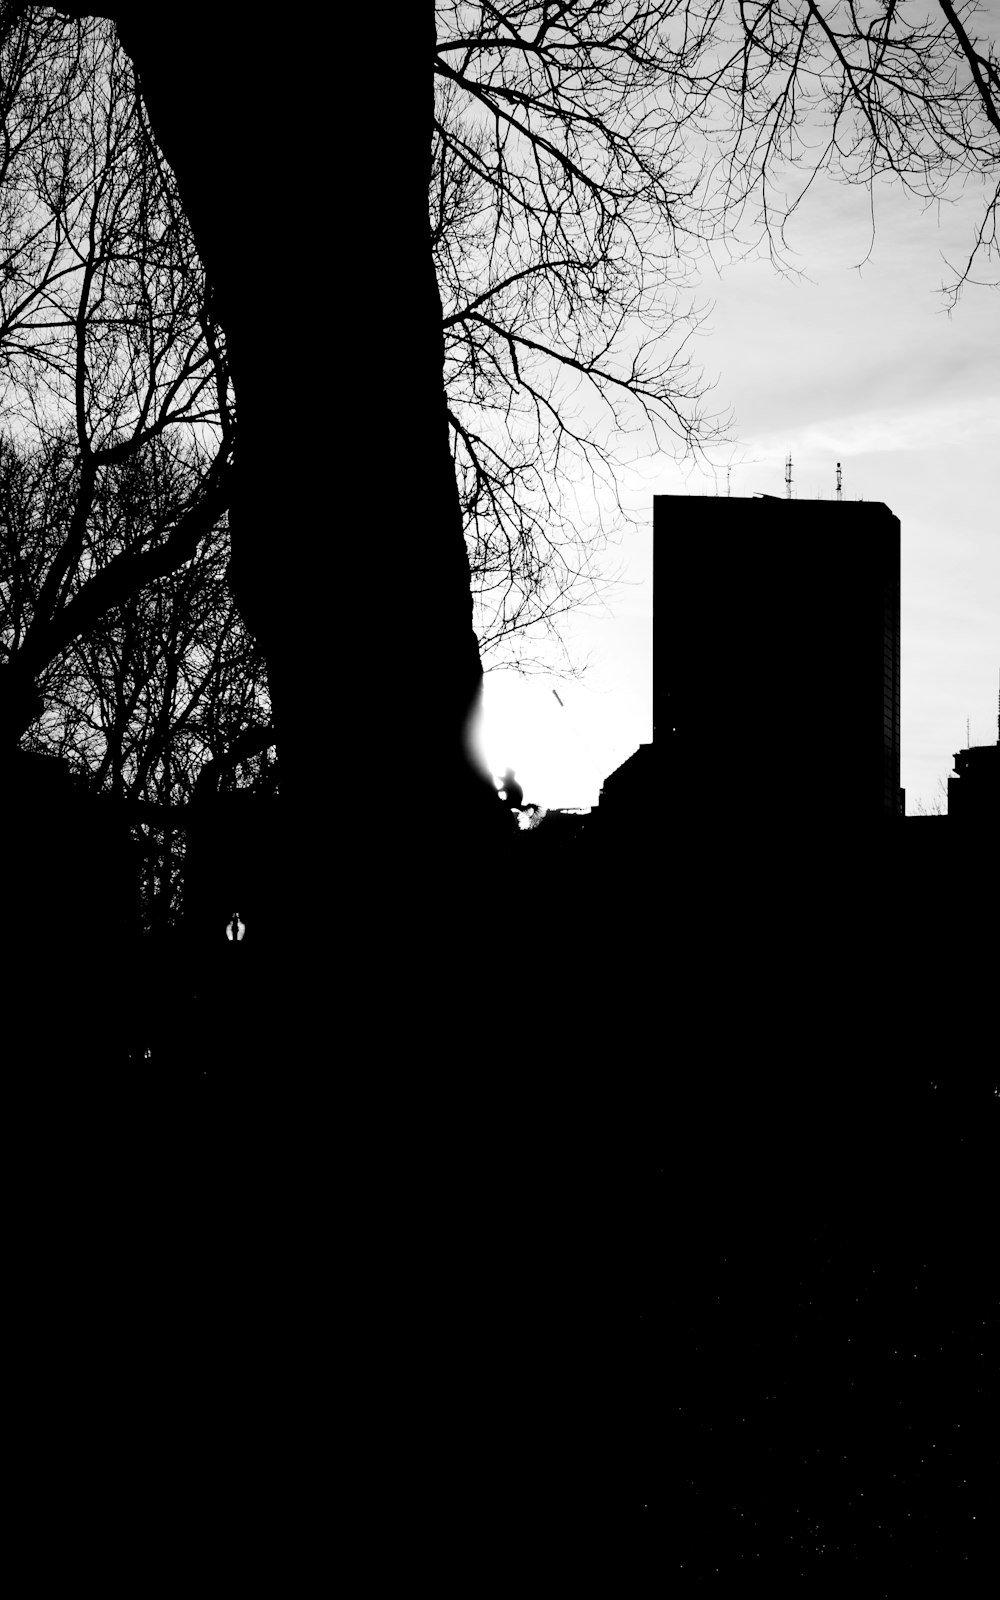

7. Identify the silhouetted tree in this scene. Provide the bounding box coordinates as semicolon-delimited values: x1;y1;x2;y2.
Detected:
2;2;997;1066
432;71;719;672
432;2;998;677
684;0;1000;304
0;11;232;752
1;431;273;937
913;777;949;816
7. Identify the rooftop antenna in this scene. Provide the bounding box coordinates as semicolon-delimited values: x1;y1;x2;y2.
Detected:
785;453;793;500
966;715;971;748
836;461;842;503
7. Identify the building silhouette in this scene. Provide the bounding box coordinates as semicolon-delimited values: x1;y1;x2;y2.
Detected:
598;493;902;838
947;680;999;823
598;742;656;829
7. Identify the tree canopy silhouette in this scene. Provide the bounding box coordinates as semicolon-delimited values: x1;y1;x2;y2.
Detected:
0;2;996;1064
0;12;233;750
433;2;998;667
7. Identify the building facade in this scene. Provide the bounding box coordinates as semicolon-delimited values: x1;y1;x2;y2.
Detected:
651;494;902;831
947;683;999;823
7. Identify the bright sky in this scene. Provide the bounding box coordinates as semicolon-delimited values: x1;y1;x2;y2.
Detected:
480;166;999;817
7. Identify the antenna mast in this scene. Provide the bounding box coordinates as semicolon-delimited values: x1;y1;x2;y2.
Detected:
785;453;793;499
836;461;842;503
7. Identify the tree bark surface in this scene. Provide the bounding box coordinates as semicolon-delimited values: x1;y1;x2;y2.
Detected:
25;3;511;1060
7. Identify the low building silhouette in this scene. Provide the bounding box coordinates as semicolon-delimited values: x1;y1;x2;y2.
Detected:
947;686;999;823
598;742;655;829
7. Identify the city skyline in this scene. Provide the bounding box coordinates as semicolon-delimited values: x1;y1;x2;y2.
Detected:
480;170;999;817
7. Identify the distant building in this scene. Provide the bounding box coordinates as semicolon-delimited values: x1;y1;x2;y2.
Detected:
947;684;999;823
656;494;901;828
598;742;655;828
597;494;902;837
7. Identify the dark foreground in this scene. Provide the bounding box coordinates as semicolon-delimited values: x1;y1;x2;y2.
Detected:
5;818;993;1590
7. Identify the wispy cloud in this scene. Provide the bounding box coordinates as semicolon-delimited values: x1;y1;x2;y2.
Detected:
749;395;999;458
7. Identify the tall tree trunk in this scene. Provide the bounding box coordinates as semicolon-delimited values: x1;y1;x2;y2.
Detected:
58;3;511;1053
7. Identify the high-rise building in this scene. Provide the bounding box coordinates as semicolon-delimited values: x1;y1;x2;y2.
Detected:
652;494;902;830
947;677;999;823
